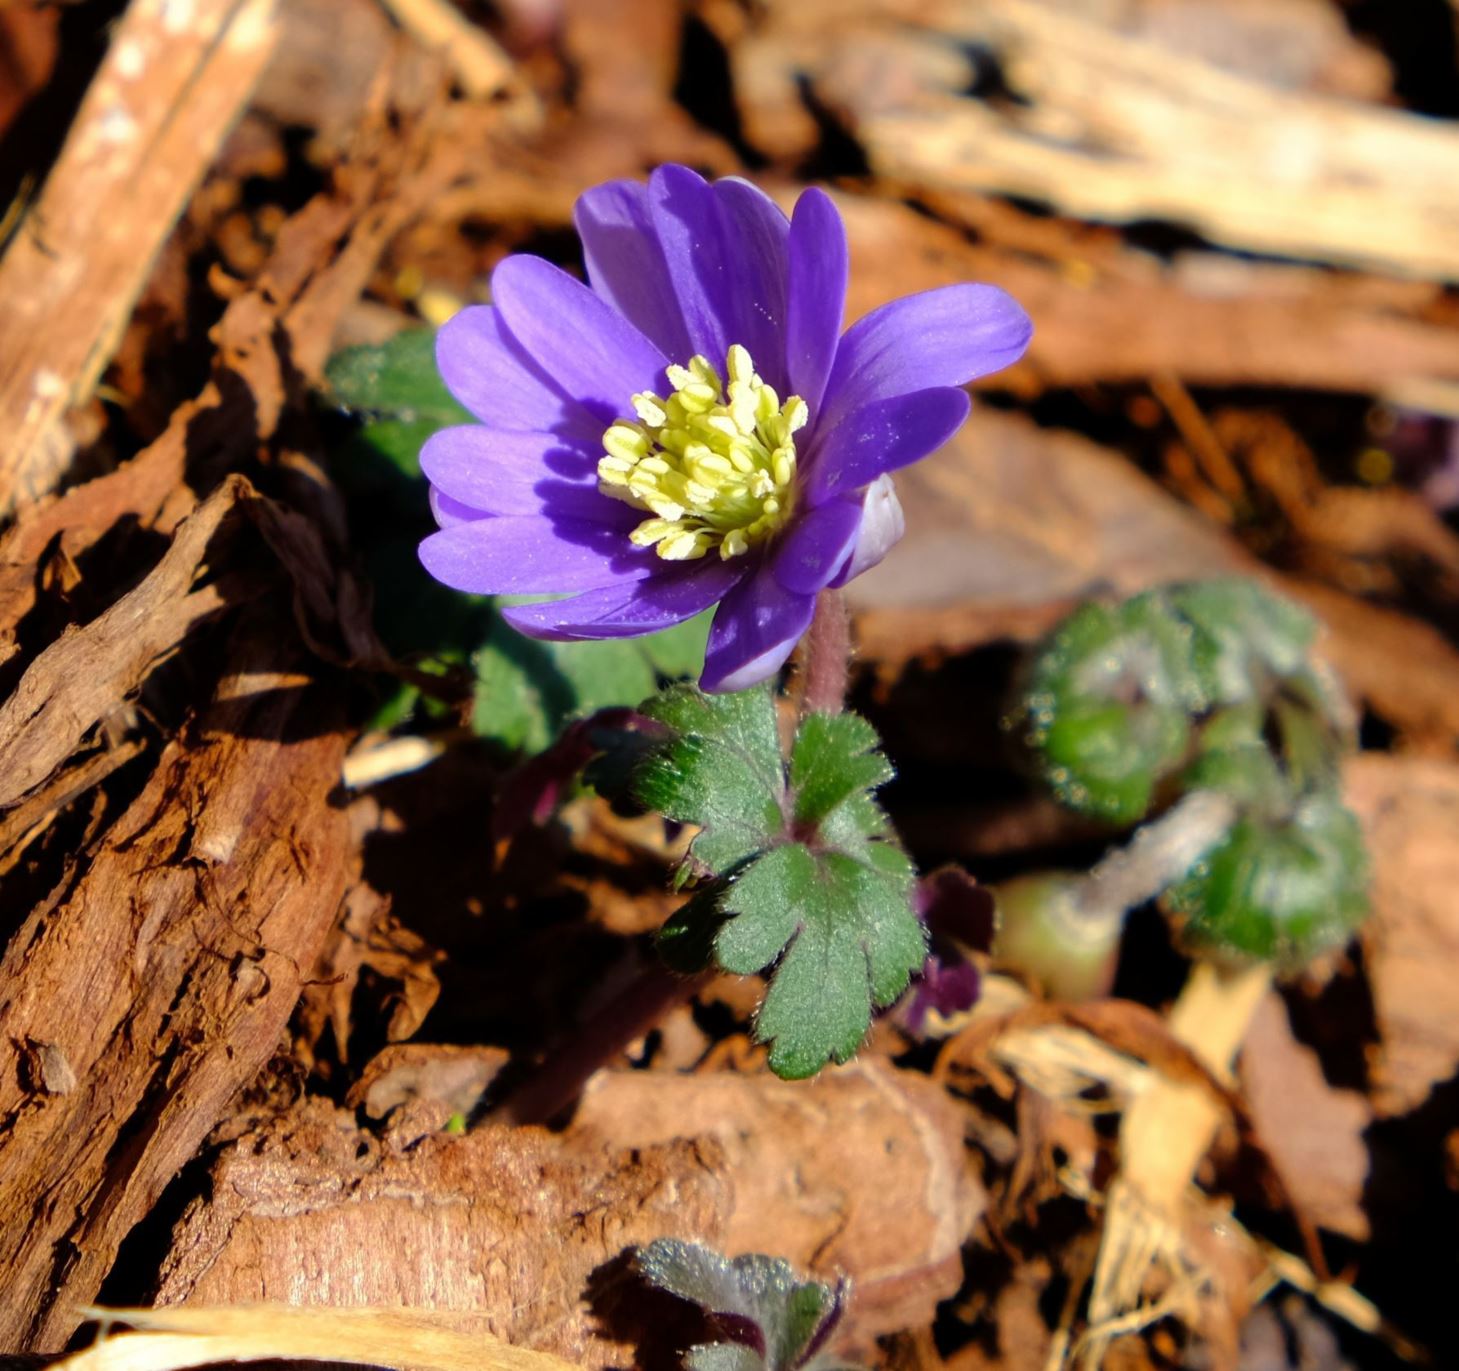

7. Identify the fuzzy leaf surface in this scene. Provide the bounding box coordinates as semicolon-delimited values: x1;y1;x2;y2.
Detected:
634;685;787;876
637;1239;856;1371
720;842;924;1078
630;692;921;1076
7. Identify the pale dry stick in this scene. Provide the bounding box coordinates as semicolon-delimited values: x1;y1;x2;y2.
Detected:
0;0;278;517
832;0;1459;279
59;1305;582;1371
341;733;449;789
375;0;540;121
1082;958;1274;1368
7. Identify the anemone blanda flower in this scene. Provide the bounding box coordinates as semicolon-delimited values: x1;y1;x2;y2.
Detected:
418;166;1032;692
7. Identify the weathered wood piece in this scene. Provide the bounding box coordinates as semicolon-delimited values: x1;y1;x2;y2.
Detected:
739;0;1459;280
0;0;278;516
154;1061;978;1360
0;478;245;810
0;616;351;1351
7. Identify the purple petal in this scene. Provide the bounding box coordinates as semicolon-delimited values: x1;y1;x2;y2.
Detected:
829;474;905;586
419;515;656;594
818;284;1031;436
501;558;746;640
807;386;970;501
420;426;621;522
648;165;735;372
772;498;863;596
701;570;816;693
903;955;981;1036
435;307;604;445
490;255;670;423
574;180;694;362
711;178;790;390
429;487;484;529
785;188;847;415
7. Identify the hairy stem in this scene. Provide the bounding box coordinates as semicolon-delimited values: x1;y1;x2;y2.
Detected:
1075;789;1238;929
994;789;1238;1001
801;588;851;716
486;962;710;1127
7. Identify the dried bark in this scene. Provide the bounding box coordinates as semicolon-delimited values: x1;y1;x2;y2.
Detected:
0;80;468;669
155;1097;735;1365
834;194;1459;395
569;1060;981;1335
153;1061;978;1356
734;0;1459;279
0;477;248;811
0;0;278;514
0;617;351;1352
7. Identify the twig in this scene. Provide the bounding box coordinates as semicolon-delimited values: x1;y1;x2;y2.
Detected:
375;0;537;115
1150;372;1246;505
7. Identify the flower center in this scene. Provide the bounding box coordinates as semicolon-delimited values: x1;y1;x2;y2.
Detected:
598;344;806;561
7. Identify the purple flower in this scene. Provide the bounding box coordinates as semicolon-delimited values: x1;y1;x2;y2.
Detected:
419;166;1031;692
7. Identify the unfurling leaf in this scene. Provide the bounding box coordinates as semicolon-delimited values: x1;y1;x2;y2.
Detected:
1164;793;1369;967
637;1240;858;1371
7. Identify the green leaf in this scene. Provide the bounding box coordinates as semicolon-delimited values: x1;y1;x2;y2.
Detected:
1168;578;1315;707
637;1239;857;1371
325;329;471;430
628;685;920;1077
472;618;711;754
635;684;787;875
1164;792;1369;967
790;712;893;827
719;842;923;1079
1014;593;1202;824
1181;704;1289;813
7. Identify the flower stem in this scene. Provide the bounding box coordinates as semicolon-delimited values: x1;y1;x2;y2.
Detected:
801;588;851;716
485;962;710;1127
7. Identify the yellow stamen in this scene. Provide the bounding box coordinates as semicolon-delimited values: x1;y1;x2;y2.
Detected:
598;345;804;561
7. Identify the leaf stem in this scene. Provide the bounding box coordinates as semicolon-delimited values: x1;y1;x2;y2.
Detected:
994;789;1238;1000
1074;788;1238;930
800;588;851;716
485;962;710;1127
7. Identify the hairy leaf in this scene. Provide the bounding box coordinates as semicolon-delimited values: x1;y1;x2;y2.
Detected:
637;1240;856;1371
635;684;788;876
1164;792;1369;966
629;689;921;1077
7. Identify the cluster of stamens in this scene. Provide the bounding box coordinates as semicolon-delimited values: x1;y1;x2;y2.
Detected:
598;344;806;561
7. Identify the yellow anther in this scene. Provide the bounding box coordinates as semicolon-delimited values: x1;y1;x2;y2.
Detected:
632;394;667;426
598;345;804;562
